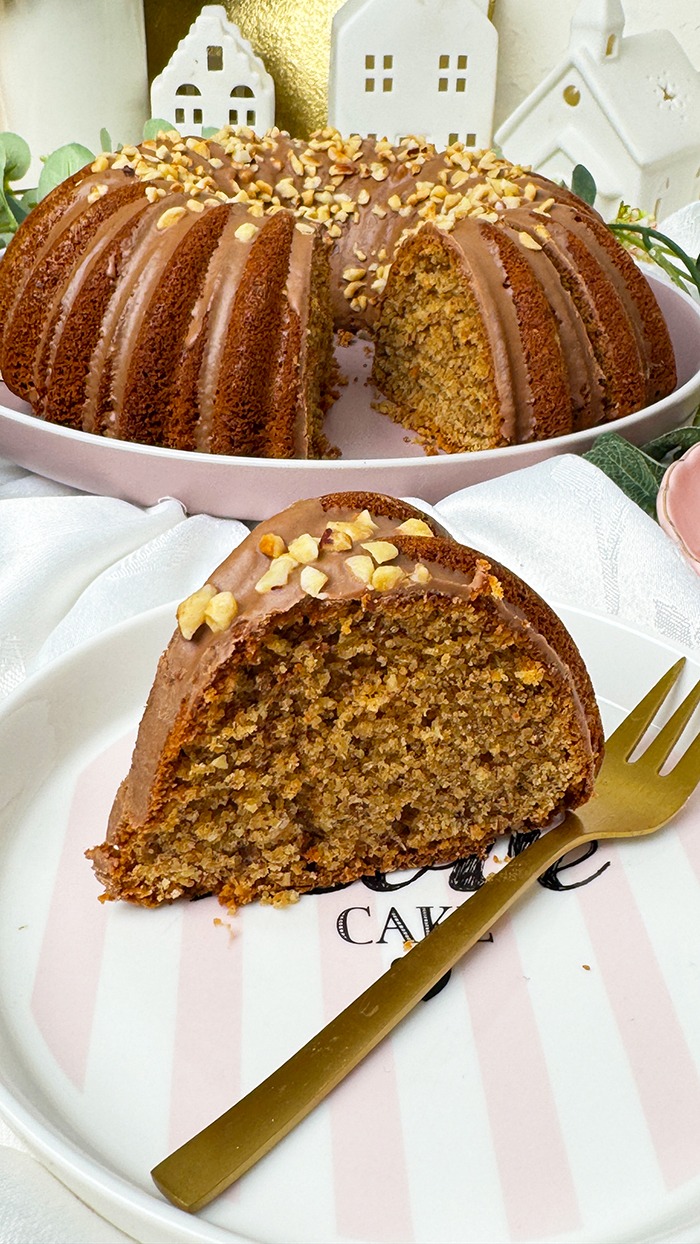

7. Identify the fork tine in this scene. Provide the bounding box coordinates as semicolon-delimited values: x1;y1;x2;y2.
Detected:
665;727;700;801
638;676;700;772
605;658;686;760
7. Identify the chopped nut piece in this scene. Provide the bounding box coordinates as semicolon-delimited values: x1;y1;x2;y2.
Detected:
342;266;367;281
90;155;110;173
300;566;328;598
258;532;286;559
410;563;432;584
177;583;218;639
320;526;353;552
87;183;109;204
254;553;298;593
156;205;187;229
288;533;320;564
234;221;259;242
396;518;434;537
211;755;228;770
328;509;377;543
371;565;406;591
204;591;238;632
346;555;375;585
274;177;298;199
518;230;542;250
361;540;399;564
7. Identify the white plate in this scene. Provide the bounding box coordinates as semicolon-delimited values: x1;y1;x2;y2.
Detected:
1;603;700;1244
1;273;699;520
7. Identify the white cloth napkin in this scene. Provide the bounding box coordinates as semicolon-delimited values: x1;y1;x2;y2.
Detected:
0;451;698;1243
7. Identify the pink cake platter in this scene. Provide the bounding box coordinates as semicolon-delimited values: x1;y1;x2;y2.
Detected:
1;272;699;520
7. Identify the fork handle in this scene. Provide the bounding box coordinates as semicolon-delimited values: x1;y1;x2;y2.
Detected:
151;816;589;1212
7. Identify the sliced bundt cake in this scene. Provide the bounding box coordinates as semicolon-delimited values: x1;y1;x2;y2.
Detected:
0;127;676;458
88;492;604;910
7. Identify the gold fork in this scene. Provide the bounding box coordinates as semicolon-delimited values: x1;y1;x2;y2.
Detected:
152;657;700;1213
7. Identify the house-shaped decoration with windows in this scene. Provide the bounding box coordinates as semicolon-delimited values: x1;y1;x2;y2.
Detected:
150;4;274;136
328;0;497;149
495;0;700;221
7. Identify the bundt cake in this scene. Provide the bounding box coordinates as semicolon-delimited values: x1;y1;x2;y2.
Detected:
0;127;676;457
87;492;604;910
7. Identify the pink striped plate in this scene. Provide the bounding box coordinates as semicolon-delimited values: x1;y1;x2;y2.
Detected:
0;604;699;1244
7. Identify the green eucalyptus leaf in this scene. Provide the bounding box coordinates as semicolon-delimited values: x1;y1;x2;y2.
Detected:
37;142;95;200
19;186;39;212
8;195;29;224
99;127;112;153
0;131;31;183
641;425;700;463
571;163;597;206
143;117;177;140
202;126;220;138
0;146;18;235
583;431;664;516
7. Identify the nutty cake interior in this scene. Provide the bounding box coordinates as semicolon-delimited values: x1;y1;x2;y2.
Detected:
88;493;603;910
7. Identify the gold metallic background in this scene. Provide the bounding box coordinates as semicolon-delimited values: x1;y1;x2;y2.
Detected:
144;1;496;138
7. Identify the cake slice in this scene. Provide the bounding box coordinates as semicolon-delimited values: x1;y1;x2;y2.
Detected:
88;492;604;909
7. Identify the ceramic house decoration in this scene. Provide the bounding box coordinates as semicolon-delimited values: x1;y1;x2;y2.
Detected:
150;4;274;136
495;0;700;221
328;0;497;149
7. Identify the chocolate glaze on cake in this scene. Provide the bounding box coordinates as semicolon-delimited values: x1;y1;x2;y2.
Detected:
0;127;676;457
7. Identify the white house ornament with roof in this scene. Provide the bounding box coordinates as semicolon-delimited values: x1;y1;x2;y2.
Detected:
150;4;274;137
495;0;700;222
328;0;497;150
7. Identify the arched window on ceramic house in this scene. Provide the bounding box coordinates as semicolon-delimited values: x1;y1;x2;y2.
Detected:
230;85;257;128
174;84;203;129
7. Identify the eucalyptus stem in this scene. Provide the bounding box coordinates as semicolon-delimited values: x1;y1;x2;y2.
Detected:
608;221;700;298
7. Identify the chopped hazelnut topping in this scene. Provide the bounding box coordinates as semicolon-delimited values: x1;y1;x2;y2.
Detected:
345;554;375;585
90;155;110;173
355;509;379;535
361;540;399;564
343;266;367;282
254;553;298;593
410;563;432;584
288;533;320;564
275;177;298;199
156;205;187;229
258;532;286;559
328;509;378;543
87;184;109;204
396;518;434;537
300;566;328;598
177;583;218;639
371;565;406;591
320;527;353;552
518;230;543;250
204;591;238;632
234;221;259;242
